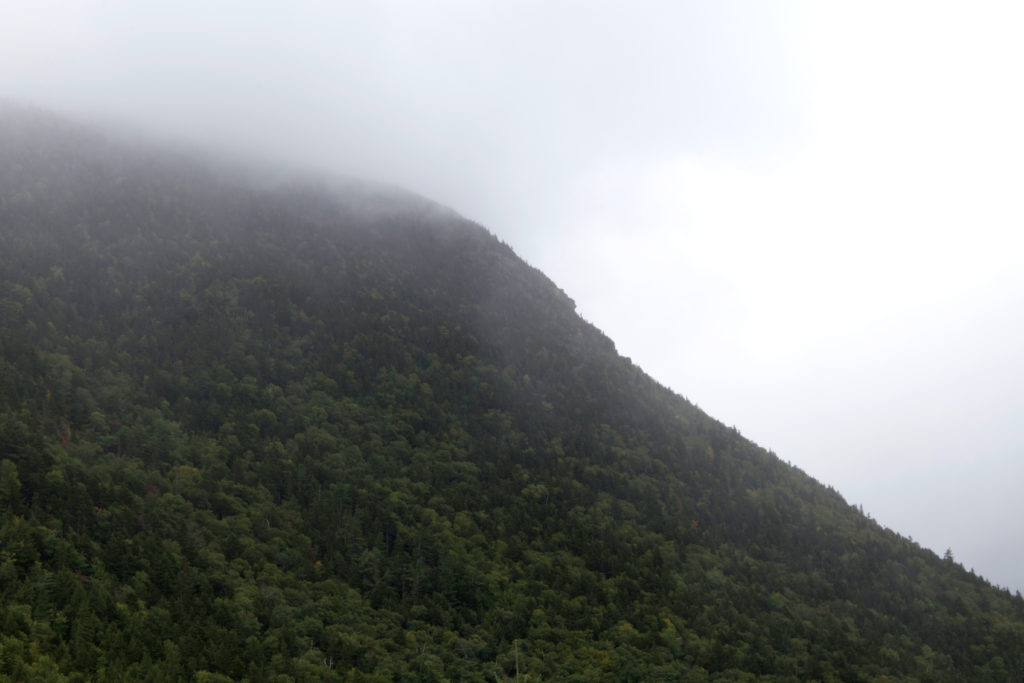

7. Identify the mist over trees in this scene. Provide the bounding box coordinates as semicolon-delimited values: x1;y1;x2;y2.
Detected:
1;104;1023;680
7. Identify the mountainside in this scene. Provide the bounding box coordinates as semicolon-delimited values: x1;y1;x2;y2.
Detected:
1;103;1023;681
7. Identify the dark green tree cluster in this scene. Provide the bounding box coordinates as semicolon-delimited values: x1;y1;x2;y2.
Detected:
1;102;1022;680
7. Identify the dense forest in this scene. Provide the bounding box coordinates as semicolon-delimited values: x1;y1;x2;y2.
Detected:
1;102;1023;681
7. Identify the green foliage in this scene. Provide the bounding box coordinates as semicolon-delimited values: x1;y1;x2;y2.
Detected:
1;102;1022;680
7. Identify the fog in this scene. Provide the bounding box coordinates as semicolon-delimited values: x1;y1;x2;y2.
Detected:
3;1;1022;592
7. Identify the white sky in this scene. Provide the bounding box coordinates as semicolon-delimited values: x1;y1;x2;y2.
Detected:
2;1;1022;592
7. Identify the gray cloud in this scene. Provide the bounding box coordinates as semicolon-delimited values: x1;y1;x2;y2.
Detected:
2;1;1022;592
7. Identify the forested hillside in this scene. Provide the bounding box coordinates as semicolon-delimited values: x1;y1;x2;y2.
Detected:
1;103;1023;681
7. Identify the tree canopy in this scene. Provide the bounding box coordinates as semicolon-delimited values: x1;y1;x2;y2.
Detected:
1;103;1022;681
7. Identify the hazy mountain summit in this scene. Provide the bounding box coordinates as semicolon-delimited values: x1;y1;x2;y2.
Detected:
1;103;1022;681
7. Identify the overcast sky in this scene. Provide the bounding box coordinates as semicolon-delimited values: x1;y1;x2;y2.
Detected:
2;1;1022;592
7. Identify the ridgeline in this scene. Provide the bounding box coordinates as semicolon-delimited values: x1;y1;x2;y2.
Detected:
1;103;1022;681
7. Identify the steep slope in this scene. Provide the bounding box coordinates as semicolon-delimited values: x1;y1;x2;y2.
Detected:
1;103;1022;681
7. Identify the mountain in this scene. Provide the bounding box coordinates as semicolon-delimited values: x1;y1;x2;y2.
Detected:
1;101;1022;681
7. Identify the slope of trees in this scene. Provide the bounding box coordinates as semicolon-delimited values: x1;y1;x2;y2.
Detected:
1;103;1022;681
